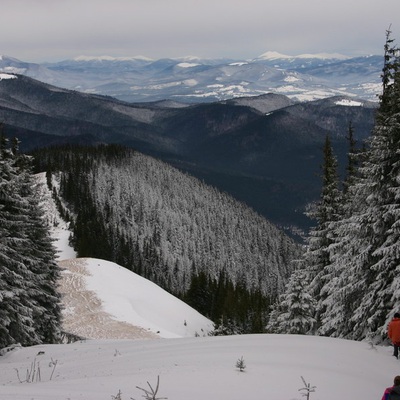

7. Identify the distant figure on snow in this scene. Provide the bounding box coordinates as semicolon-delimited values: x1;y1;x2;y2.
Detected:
381;375;400;400
388;313;400;358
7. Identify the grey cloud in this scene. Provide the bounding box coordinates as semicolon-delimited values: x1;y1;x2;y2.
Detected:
0;0;399;61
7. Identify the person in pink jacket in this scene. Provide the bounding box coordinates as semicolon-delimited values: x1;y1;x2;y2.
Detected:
389;313;400;358
381;376;400;400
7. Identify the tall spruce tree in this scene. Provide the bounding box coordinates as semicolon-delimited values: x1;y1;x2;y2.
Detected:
266;262;316;334
0;136;36;346
348;29;400;339
267;136;341;335
18;150;62;344
0;133;61;348
316;124;365;337
305;135;342;331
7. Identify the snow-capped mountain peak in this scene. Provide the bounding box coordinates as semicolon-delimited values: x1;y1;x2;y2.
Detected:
256;51;293;60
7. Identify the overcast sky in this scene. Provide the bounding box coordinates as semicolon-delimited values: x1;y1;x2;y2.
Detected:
1;0;399;62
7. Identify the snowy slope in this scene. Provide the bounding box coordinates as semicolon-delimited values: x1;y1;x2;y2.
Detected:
0;334;398;400
59;258;214;339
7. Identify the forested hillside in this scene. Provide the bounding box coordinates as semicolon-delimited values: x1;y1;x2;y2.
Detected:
33;144;300;333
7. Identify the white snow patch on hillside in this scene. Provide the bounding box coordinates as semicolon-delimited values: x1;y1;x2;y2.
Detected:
284;75;301;83
207;83;224;88
0;73;17;80
335;98;363;106
176;62;200;68
1;66;26;74
83;258;214;338
58;258;160;340
147;81;185;89
275;84;306;94
183;78;197;86
229;61;248;66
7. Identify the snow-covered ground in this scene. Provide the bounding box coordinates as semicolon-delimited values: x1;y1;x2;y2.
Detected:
59;257;214;339
0;334;398;400
0;174;397;399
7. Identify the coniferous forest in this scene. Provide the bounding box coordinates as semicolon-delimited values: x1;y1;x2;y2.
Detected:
268;30;400;342
32;144;300;333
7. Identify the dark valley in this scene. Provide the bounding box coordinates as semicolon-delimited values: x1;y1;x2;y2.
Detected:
0;73;377;236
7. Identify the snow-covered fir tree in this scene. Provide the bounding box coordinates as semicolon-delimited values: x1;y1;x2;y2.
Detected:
267;261;316;334
0;133;61;348
302;136;342;332
316;124;365;337
344;30;400;339
267;137;340;335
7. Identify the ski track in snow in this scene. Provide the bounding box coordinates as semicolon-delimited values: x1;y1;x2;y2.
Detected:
58;258;159;340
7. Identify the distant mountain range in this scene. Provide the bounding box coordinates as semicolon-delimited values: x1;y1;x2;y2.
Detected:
0;73;377;237
0;52;383;103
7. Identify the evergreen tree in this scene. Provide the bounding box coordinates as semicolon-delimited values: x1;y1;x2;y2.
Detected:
19;156;62;343
266;136;341;335
316;125;365;337
305;135;342;330
0;133;61;348
267;263;315;334
348;30;400;339
0;133;36;346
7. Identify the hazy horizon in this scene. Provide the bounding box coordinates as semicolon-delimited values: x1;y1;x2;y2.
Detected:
1;0;399;63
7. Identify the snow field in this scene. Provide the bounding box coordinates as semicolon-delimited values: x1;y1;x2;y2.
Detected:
0;334;397;400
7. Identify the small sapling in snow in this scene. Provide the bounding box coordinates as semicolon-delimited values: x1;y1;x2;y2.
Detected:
111;389;122;400
135;375;167;400
298;376;316;400
235;356;246;372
